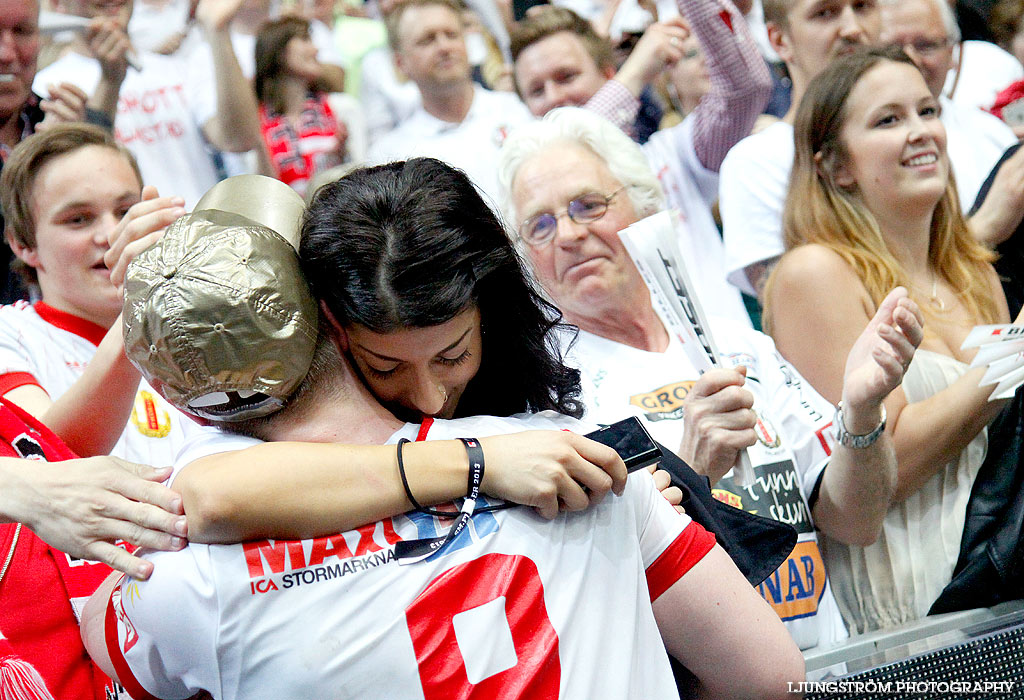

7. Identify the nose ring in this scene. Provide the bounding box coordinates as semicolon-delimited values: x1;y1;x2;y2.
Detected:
438;384;448;404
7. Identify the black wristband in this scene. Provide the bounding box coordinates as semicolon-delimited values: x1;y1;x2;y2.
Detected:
458;437;485;499
395;438;487;565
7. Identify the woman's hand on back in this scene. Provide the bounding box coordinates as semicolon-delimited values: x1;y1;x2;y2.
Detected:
480;431;627;519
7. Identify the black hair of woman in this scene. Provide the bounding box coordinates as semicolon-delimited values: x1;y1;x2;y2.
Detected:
299;157;585;419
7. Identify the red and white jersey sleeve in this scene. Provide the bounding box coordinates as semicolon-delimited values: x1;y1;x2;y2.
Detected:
0;302;193;466
104;412;713;700
633;462;716;601
105;554;219;700
0;301;104;395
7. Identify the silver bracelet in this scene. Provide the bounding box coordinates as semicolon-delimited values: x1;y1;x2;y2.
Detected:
833;401;887;449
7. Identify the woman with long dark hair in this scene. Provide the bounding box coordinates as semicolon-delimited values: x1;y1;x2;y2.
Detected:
254;16;365;195
172;160;648;543
301;158;581;421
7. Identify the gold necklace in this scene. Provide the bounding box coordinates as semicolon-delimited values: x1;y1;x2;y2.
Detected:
0;523;21;588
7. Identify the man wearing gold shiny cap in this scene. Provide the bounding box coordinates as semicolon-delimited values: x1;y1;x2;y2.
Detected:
82;171;804;700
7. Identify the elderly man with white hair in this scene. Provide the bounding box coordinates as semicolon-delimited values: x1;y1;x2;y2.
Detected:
498;107;925;650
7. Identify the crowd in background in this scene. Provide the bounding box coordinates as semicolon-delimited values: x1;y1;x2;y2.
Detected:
1;0;1024;697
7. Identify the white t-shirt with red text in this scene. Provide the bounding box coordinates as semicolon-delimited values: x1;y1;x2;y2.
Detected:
104;412;714;700
34;50;220;209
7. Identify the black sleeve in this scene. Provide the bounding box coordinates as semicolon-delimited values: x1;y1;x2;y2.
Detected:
969;142;1020;217
656;446;797;700
655;445;796;587
970;143;1024;318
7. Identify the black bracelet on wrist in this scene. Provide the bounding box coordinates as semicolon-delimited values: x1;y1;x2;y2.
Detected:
396;436;509;524
396;438;424;510
456;438;511;514
396;438;450;518
394;437;487;564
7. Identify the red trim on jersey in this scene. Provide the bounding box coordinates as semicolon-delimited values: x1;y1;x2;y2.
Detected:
104;591;160;700
33;302;107;346
646;521;716;601
0;371;43;396
416;417;434;442
814;421;834;457
0;397;77;460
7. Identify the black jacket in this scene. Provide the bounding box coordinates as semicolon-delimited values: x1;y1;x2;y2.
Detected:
656;444;797;586
932;146;1024;613
970;142;1024;319
0;95;45;305
655;445;796;698
930;388;1024;613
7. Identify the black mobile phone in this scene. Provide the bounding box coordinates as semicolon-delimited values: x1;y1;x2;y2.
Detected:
585;417;662;473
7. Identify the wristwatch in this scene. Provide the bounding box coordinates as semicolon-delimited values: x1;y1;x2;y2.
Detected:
833;401;886;449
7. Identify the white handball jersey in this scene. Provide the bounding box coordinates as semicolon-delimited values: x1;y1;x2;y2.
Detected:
105;412;714;700
0;301;193;466
562;317;848;650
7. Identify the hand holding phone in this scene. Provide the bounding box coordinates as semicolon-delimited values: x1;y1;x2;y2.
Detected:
585;417;662;472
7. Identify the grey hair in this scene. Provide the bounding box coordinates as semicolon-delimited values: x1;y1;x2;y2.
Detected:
880;0;961;42
932;0;962;42
497;107;665;232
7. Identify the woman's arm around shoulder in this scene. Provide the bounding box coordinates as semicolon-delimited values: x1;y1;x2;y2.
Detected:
175;431;628;543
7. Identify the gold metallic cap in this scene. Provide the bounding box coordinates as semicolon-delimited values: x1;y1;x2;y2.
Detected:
123;177;316;421
195;174;306;250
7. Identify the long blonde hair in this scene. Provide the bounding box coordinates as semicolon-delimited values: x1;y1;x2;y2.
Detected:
770;46;999;325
